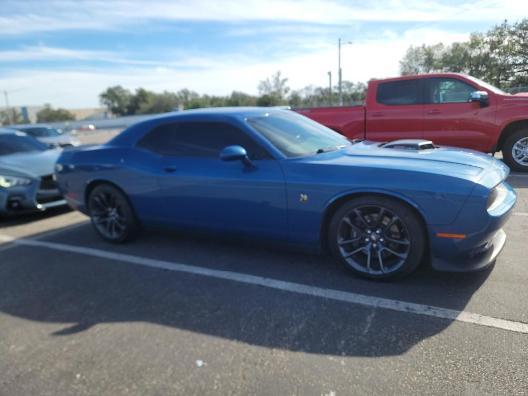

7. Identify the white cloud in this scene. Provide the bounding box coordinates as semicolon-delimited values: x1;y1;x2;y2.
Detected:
0;1;519;107
0;0;526;35
0;27;469;108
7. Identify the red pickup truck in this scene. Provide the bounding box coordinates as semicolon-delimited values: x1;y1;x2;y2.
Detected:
296;73;528;172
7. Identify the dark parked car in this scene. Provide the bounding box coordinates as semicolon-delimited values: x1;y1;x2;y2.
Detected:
0;128;66;216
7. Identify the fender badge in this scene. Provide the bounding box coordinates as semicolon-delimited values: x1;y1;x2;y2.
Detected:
299;193;308;203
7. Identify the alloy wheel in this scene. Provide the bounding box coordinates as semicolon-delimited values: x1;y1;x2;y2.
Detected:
337;205;411;276
90;191;127;240
512;137;528;166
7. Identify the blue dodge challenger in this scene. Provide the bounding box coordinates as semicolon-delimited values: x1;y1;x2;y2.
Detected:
55;108;516;279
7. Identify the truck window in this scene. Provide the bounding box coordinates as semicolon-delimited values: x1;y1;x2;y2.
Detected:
426;78;476;104
376;79;420;105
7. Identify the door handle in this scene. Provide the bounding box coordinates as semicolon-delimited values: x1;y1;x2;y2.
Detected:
164;167;177;173
427;109;441;115
371;112;384;118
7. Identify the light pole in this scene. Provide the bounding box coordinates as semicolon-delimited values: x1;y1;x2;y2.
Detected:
2;88;22;124
338;38;352;106
327;71;332;105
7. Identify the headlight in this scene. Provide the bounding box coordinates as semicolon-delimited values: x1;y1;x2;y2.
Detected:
487;183;509;212
0;175;32;188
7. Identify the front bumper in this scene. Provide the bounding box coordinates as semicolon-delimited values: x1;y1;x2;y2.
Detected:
429;182;516;272
0;178;67;216
431;228;507;272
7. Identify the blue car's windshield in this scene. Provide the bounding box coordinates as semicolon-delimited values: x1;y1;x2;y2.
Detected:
0;134;48;155
247;111;351;158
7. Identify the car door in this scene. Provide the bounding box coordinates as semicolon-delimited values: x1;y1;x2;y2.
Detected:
366;78;424;141
422;77;496;151
137;119;288;238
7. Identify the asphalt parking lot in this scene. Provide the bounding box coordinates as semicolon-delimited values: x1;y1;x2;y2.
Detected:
0;132;527;395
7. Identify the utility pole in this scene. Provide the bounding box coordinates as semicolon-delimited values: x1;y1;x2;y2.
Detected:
338;38;352;107
3;90;10;124
2;88;23;125
338;38;342;106
327;71;332;105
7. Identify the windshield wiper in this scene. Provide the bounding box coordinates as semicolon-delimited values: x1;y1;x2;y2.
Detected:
316;144;346;154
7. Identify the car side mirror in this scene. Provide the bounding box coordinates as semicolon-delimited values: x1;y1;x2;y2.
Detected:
469;91;489;107
220;145;253;167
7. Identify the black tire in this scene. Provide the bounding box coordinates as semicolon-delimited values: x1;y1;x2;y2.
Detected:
328;195;425;280
502;128;528;172
87;184;140;243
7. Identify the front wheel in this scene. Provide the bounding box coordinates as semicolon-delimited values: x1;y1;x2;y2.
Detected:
328;196;426;280
88;184;140;243
502;128;528;172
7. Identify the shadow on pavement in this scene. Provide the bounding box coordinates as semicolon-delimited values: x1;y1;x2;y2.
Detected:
0;206;72;228
508;175;528;189
0;223;491;358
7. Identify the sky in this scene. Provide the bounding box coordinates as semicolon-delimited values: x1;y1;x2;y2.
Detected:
0;0;526;109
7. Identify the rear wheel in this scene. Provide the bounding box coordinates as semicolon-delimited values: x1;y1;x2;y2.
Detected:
88;184;140;243
502;128;528;172
328;196;425;280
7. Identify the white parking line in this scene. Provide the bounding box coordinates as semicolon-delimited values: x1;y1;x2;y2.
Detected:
0;234;527;335
513;212;528;216
0;222;87;253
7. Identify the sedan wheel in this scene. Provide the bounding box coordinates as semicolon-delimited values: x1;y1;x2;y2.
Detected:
329;196;425;280
88;184;139;243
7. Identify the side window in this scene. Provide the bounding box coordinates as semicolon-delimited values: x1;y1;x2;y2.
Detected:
376;79;420;105
138;121;270;160
426;78;475;104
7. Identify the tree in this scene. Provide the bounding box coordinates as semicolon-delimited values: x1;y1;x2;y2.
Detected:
96;71;366;115
400;43;445;75
0;108;24;126
399;19;528;90
36;104;75;123
99;85;132;116
256;94;281;106
258;71;290;105
226;91;257;107
128;88;155;115
138;91;179;114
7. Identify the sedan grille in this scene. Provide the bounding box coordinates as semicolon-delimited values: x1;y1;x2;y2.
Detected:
40;175;57;191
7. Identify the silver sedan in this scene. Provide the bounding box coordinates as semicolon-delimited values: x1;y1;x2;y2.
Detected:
0;129;66;216
13;125;81;148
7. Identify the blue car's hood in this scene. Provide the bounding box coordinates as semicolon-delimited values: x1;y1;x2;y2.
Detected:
0;149;61;178
303;141;508;187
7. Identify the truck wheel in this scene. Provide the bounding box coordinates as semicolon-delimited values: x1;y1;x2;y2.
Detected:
502;128;528;172
328;196;425;280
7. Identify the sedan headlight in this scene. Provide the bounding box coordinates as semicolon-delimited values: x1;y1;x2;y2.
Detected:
0;175;32;188
487;183;509;212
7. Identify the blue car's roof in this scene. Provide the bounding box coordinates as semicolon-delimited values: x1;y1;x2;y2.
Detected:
109;107;289;147
143;106;288;120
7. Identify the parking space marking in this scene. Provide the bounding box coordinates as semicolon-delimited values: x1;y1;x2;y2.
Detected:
0;234;527;335
513;212;528;216
0;222;87;253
